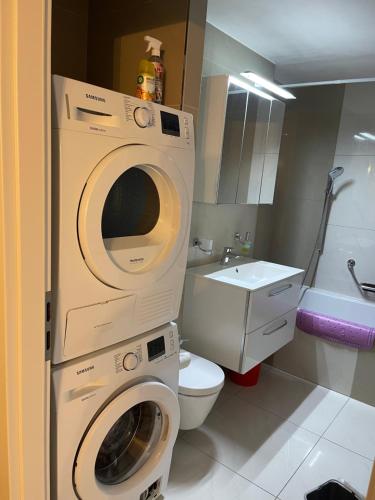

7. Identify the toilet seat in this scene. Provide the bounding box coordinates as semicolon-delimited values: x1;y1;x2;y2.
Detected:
179;352;225;397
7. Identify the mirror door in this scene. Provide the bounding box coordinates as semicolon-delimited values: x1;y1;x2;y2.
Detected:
217;82;248;203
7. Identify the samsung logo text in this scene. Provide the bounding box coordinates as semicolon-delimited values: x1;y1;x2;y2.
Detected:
76;365;94;375
85;93;106;103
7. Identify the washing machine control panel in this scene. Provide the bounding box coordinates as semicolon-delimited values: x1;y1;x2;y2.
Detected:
112;327;178;375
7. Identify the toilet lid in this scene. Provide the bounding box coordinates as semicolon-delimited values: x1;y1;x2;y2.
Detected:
179;352;225;397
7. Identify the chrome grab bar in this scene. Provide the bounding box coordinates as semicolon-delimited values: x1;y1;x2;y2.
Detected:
263;319;288;336
268;283;293;297
361;283;375;293
347;259;375;296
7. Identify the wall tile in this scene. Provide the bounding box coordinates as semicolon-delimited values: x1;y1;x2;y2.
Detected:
259;154;278;204
351;348;375;406
52;4;89;81
203;24;274;80
188;25;275;267
188;202;258;266
315;224;375;299
270;328;359;397
253;205;275;260
275;85;345;203
182;0;207;110
336;82;375;156
264;82;375;407
329;155;375;231
269;196;322;271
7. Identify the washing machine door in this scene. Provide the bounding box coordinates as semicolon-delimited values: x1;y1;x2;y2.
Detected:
73;381;180;499
78;144;190;290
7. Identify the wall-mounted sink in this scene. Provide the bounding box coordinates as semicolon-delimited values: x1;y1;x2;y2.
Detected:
181;259;304;374
207;260;303;290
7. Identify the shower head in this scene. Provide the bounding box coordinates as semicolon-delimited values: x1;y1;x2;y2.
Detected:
326;166;344;194
329;166;344;181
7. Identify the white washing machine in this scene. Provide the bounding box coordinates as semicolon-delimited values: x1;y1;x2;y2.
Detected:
51;323;180;500
52;76;195;364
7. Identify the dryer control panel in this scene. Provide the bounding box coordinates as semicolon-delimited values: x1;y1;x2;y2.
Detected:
52;75;194;150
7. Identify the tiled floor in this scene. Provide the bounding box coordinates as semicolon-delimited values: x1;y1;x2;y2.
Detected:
166;364;375;499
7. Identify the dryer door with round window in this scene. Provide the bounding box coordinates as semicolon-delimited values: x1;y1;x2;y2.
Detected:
78;144;189;290
73;381;180;499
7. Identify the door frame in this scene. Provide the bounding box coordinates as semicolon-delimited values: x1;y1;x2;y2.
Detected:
0;0;50;498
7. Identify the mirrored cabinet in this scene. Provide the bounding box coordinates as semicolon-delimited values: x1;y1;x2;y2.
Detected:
194;74;285;205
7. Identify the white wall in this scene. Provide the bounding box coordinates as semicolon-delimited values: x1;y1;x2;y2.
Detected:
188;24;275;266
270;82;375;406
315;82;375;297
254;85;344;279
202;24;274;81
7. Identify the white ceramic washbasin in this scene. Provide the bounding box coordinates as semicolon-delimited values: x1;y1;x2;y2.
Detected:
188;259;304;291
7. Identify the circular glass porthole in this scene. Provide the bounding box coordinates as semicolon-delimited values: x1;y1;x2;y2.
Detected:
101;167;160;239
77;145;188;289
73;381;180;500
95;401;163;485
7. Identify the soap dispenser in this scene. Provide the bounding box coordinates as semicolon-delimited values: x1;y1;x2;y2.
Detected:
241;231;252;255
234;231;252;256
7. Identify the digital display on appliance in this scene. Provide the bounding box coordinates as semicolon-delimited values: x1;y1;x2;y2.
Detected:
160;111;180;137
147;336;166;361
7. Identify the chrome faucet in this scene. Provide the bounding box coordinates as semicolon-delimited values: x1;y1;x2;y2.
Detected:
220;246;242;265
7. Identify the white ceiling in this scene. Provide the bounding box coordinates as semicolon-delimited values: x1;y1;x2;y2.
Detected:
207;0;375;84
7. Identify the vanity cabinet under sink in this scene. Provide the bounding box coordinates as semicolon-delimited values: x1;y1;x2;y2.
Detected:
181;260;304;374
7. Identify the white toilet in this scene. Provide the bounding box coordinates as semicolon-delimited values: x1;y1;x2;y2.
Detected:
178;350;225;430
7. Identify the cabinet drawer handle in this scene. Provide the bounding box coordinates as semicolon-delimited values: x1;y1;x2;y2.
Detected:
268;283;293;297
263;319;288;336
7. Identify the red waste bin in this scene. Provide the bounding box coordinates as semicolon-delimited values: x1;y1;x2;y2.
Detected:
230;364;261;386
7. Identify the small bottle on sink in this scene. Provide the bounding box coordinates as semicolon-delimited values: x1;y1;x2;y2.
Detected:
234;231;252;256
241;232;252;255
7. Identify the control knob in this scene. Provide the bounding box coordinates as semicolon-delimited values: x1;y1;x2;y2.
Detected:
123;352;139;371
134;107;152;128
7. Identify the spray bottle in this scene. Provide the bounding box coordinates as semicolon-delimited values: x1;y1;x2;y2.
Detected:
145;36;165;104
136;56;155;101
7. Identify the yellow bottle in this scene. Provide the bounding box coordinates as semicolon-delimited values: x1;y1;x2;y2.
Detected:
136;59;155;101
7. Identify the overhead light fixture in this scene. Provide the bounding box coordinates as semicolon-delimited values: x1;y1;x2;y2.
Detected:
228;76;274;101
359;132;375;141
354;134;366;141
240;72;296;100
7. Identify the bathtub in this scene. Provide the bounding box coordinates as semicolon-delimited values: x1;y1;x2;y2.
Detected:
299;288;375;327
297;287;375;350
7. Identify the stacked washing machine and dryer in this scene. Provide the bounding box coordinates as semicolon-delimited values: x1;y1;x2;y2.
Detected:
50;76;195;500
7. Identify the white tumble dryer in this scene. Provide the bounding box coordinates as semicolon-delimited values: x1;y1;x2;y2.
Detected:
52;76;195;364
51;323;180;500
